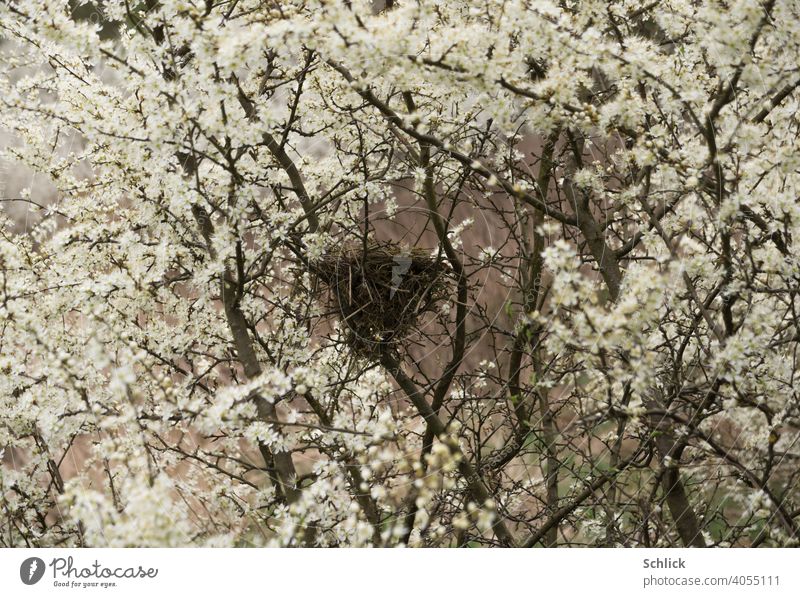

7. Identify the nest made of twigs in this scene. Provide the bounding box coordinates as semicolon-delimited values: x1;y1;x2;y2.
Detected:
311;240;452;356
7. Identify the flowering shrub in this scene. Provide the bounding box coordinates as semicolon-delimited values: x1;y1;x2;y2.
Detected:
1;0;799;547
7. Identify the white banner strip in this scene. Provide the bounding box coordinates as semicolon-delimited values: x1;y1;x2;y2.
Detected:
1;548;797;596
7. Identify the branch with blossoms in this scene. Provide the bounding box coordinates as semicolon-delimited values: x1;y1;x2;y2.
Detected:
1;0;799;548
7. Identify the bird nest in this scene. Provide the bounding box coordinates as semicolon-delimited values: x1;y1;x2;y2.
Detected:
311;240;452;356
